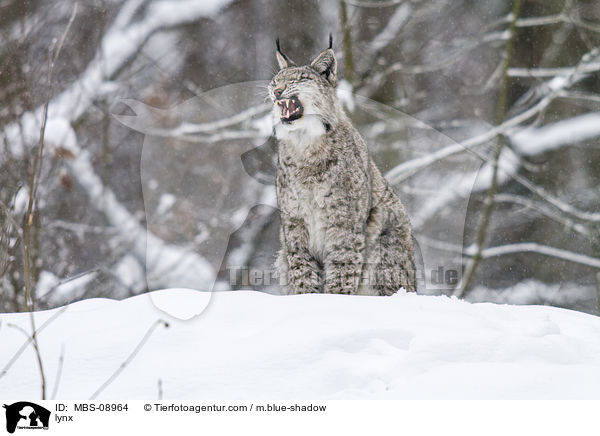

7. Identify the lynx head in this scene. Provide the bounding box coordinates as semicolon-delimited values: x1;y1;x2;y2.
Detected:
268;36;340;137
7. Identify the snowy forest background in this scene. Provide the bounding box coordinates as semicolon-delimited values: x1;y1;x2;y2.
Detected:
1;0;599;315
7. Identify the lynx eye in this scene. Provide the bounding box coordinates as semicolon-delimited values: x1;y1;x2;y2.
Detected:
274;87;284;98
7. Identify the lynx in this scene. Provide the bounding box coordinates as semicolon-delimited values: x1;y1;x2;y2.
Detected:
269;37;416;295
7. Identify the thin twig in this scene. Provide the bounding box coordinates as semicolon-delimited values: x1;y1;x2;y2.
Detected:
0;198;22;231
339;0;355;87
457;0;523;297
19;3;78;400
342;0;406;7
516;14;564;27
51;344;65;400
385;48;600;228
139;102;270;137
90;319;169;400
431;238;600;269
27;317;46;399
508;62;600;78
385;91;553;184
0;306;68;380
7;323;31;339
477;243;600;269
596;273;600;315
36;268;100;304
358;30;508;95
494;193;591;237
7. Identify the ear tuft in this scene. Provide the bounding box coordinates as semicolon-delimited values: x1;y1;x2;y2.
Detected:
275;38;295;70
328;33;333;49
310;48;337;87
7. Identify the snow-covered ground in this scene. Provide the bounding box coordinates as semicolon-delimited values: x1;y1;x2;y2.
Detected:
1;290;600;399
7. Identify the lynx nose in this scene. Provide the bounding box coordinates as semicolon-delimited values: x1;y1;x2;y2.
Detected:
274;87;284;99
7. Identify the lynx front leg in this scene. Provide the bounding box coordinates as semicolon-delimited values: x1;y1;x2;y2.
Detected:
279;218;323;294
360;204;417;295
322;181;369;295
357;206;384;296
323;240;364;294
323;213;367;295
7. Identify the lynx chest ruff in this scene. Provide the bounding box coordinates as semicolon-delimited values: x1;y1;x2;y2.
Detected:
276;120;330;263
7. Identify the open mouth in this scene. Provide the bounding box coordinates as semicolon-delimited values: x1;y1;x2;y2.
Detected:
277;96;303;123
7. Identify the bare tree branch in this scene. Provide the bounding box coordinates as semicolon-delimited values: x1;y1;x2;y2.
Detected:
90;319;169;400
477;243;600;269
20;3;78;399
0;306;68;381
50;344;65;400
494;193;591;238
457;0;523;297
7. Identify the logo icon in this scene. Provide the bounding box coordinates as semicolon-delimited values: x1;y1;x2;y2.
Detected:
3;402;50;434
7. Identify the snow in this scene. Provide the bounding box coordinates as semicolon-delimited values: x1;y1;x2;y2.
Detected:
480;242;600;269
469;279;597;312
511;112;600;156
150;288;211;321
231;207;250;228
155;193;176;216
113;255;145;292
69;147;214;290
337;80;355;112
53;0;234;122
252;113;275;137
35;270;97;306
34;271;60;299
2;290;600;399
12;186;29;216
366;2;412;55
4;0;236;156
44;117;78;155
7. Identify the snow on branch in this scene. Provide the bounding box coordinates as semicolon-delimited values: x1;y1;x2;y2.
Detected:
386;48;600;183
342;0;406;7
4;0;235;155
514;0;600;35
385;93;551;184
357;23;510;95
387;48;600;231
516;14;564;27
356;2;413;74
68;144;214;290
508;62;600;78
494;193;591;238
51;0;235;121
367;2;412;53
509;171;600;223
477;243;600;269
0;0;237;296
511;112;600;156
115;99;271;141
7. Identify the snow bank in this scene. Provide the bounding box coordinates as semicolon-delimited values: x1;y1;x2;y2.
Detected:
468;280;598;314
1;290;600;399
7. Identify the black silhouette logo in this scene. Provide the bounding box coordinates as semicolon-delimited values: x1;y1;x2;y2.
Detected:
3;402;50;434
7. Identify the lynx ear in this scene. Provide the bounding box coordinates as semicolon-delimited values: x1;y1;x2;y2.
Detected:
276;38;295;69
310;46;337;87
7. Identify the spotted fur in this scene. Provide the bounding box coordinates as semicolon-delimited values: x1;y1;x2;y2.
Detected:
269;42;416;295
